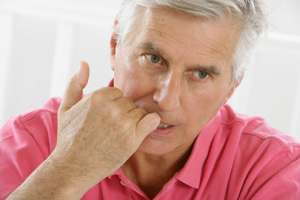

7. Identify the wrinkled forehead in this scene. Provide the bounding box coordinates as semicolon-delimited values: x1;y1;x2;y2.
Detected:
130;7;241;63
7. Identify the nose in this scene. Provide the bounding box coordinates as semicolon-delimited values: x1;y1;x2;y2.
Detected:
153;73;181;112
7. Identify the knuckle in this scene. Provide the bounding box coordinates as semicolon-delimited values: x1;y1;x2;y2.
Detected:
117;115;132;130
131;108;147;119
85;87;124;107
89;90;104;102
136;107;147;115
117;97;135;108
107;101;122;112
99;87;123;100
84;92;103;109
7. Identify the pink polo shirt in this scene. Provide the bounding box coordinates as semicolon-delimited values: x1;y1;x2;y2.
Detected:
1;91;300;199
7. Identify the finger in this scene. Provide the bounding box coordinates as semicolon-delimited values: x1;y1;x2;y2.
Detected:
59;61;90;114
77;61;90;89
128;107;147;119
114;97;136;112
135;112;161;140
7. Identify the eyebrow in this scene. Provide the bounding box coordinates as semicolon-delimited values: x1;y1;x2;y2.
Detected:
138;41;167;59
138;41;221;76
188;65;221;76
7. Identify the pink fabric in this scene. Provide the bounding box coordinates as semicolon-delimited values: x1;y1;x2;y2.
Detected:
1;95;300;199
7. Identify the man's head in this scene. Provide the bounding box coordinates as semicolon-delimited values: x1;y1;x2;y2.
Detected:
109;1;267;156
114;0;267;84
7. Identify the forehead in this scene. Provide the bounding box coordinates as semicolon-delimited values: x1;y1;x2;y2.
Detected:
127;7;240;69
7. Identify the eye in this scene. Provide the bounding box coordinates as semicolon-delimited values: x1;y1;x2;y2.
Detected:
145;54;162;64
192;71;210;79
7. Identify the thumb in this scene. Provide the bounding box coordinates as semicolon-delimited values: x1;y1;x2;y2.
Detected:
136;112;161;140
59;61;90;114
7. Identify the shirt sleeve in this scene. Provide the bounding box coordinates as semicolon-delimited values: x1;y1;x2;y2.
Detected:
0;110;57;199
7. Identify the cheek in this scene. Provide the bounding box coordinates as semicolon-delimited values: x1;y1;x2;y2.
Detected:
115;70;141;98
114;58;154;101
114;50;137;86
185;88;226;123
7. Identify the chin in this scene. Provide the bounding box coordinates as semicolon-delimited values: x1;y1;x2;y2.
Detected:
137;136;176;156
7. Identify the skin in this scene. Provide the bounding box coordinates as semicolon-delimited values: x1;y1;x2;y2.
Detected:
6;62;160;200
112;8;241;197
6;7;241;200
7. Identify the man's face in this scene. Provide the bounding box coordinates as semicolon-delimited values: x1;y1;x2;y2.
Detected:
110;8;241;156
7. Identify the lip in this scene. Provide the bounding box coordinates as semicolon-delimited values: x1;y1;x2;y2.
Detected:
153;124;177;135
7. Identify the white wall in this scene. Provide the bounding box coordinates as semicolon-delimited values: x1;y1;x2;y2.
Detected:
0;0;121;123
0;0;300;140
228;0;300;140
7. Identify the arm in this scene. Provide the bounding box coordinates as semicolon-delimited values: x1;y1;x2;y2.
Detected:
5;61;160;199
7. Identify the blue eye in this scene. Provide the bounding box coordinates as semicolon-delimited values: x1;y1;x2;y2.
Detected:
145;54;162;64
192;71;209;79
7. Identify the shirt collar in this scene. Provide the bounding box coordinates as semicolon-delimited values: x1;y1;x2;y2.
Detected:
108;168;123;178
108;78;114;87
175;111;222;189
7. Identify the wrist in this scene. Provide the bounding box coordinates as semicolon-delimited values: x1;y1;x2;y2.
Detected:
7;156;88;200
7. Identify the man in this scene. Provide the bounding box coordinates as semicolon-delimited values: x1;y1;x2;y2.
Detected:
1;0;300;199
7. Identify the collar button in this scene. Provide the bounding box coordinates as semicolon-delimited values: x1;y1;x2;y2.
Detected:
120;181;126;187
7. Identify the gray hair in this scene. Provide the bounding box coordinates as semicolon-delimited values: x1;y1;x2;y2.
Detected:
114;0;268;84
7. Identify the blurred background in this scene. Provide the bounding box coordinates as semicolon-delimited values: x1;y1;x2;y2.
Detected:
0;0;300;140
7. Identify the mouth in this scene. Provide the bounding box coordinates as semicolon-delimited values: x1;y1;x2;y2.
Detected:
151;121;177;136
157;122;173;129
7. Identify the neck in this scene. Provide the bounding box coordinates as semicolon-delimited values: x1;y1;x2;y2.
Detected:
121;144;194;198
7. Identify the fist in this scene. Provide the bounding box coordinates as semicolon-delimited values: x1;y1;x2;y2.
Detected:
51;61;160;194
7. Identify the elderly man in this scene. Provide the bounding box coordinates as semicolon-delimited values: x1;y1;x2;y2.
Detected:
1;0;300;199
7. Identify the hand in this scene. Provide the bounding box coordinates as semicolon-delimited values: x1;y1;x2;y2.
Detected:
6;61;160;200
50;61;160;195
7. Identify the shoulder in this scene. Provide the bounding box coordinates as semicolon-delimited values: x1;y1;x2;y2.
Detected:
217;105;300;199
18;97;61;125
217;104;300;180
0;97;62;155
219;104;300;149
0;98;62;199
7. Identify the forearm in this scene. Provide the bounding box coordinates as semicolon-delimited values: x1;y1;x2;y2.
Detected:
6;158;89;200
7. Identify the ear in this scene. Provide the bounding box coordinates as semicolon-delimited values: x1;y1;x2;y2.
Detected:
110;19;119;71
223;75;243;104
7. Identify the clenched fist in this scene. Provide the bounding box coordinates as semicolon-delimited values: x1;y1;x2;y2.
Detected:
50;61;161;195
6;61;160;200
